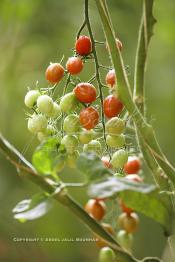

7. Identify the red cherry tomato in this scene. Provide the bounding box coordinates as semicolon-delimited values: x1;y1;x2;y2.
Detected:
101;156;112;169
45;63;64;83
74;83;96;103
105;69;116;87
66;57;83;75
103;95;124;118
126;174;143;183
79;106;99;130
124;156;141;174
85;199;106;221
75;35;92;56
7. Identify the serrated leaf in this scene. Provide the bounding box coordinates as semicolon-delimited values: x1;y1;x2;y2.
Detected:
76;153;112;181
13;193;53;222
32;137;66;175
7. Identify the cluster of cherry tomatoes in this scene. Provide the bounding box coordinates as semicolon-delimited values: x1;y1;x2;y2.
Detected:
24;34;143;260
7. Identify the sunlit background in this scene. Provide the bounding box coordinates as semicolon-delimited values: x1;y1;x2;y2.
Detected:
0;0;175;261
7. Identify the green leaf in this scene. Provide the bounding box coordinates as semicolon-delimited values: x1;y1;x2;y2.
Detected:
76;153;112;181
88;177;156;198
88;177;171;233
13;193;53;222
32;137;66;175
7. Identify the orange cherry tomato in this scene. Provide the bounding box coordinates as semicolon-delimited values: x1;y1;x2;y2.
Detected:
74;83;96;103
103;95;124;118
118;212;139;233
105;69;116;87
66;57;83;75
79;106;99;130
45;63;64;84
124;156;141;174
85;199;106;221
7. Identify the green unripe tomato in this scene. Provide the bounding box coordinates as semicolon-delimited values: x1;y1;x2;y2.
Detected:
24;90;40;108
66;151;79;168
106;134;125;148
28;114;47;134
48;102;61;118
117;230;133;251
60;92;78;113
79;129;94;144
105;117;125;136
61;135;79;154
37;95;54;115
111;149;128;168
63;114;80;134
99;247;116;262
83;140;102;156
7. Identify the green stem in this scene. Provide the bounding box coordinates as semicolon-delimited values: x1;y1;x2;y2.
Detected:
95;0;175;186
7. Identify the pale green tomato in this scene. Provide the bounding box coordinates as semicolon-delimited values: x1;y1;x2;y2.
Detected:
60;92;78;113
48;102;61;118
66;151;79;168
83;140;102;156
63;114;80;134
78;129;94;144
106;134;125;148
28;114;47;134
99;247;116;262
37;95;54;115
105;117;125;136
61;135;79;154
24;90;40;108
117;230;133;251
111;149;128;168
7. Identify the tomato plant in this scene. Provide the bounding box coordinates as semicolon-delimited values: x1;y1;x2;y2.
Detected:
1;1;175;262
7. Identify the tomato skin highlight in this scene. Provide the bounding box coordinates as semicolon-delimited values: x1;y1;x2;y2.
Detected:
45;63;64;83
79;106;99;130
75;35;92;56
103;95;124;118
124;156;141;174
105;69;116;87
74;82;96;103
85;199;106;221
66;57;83;75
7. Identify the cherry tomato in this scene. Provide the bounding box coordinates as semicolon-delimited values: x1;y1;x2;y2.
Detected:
111;149;128;169
95;223;115;248
66;57;83;75
37;95;54;116
118;212;139;233
79;129;94;144
124;156;141;174
105;69;116;87
119;200;134;215
103;95;124;118
28;114;47;134
85;199;106;221
101;156;112;169
45;63;64;83
117;230;133;251
79;106;99;130
63;114;80;134
74;82;96;103
60;92;78;113
83;140;102;156
61;135;79;154
99;247;116;262
75;35;92;56
24;90;40;108
105;117;125;136
126;174;143;183
106;134;125;148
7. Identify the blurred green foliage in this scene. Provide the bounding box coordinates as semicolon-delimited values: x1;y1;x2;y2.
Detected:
0;0;175;261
